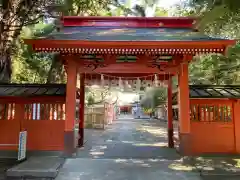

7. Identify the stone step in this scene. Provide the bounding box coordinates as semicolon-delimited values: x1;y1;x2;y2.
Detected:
6;157;65;179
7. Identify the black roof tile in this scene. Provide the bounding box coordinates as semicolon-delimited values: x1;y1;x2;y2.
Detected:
189;85;240;98
0;84;67;97
37;26;225;41
173;85;240;105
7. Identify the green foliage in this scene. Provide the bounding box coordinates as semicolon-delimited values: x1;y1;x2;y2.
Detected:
188;0;240;12
63;0;136;16
87;95;95;106
12;52;52;83
12;23;56;83
85;86;111;106
133;0;166;17
182;0;240;31
189;44;240;85
154;7;168;16
140;87;167;109
10;0;240;87
11;0;143;83
0;0;61;82
171;0;240;86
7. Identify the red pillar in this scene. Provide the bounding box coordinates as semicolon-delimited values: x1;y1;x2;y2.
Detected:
64;59;77;156
78;74;85;147
167;76;174;148
234;100;240;153
178;61;191;155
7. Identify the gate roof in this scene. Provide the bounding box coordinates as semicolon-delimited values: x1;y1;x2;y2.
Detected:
25;16;235;55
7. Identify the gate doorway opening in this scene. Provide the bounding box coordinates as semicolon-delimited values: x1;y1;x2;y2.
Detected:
24;16;236;156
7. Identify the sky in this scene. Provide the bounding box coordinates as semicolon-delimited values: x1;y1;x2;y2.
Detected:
118;93;139;105
130;0;181;8
124;0;181;17
158;0;180;8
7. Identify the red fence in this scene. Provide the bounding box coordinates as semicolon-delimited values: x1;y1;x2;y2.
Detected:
190;99;236;154
0;99;65;151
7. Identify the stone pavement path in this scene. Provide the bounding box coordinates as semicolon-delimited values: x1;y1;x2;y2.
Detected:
0;158;19;180
56;116;202;180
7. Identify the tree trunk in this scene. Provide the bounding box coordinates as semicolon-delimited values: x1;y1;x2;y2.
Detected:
0;53;12;83
46;54;65;83
0;17;23;83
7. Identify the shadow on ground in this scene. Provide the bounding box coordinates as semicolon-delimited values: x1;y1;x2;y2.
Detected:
0;158;19;180
77;119;179;160
58;118;240;180
182;156;240;178
56;158;201;180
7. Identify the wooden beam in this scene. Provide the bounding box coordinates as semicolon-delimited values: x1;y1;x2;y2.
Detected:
103;54;117;65
62;16;197;28
137;55;151;64
27;39;235;50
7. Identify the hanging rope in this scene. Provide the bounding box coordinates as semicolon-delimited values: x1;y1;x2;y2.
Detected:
154;74;159;87
84;72;170;90
119;77;123;89
101;74;104;87
93;72;160;79
137;77;141;91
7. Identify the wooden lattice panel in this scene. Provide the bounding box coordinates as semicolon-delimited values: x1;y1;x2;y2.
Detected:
24;103;65;120
0;103;15;120
190;102;233;122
